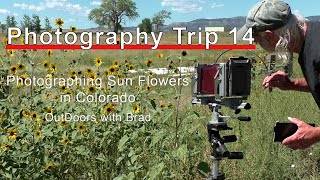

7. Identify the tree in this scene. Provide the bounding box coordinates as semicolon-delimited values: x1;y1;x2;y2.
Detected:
32;14;41;33
152;10;171;32
44;17;52;31
0;22;5;32
88;0;139;33
20;15;33;30
138;18;152;34
6;15;17;29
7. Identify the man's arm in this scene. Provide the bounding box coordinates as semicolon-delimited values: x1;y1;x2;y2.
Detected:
290;78;310;92
263;71;310;92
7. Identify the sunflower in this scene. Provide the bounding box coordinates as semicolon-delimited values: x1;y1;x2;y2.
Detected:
70;70;77;76
45;107;53;113
117;72;124;78
46;73;53;78
9;65;18;74
85;68;92;74
160;101;166;108
30;111;38;120
88;73;97;79
168;64;174;69
70;26;76;32
87;85;96;94
65;90;73;96
1;142;9;152
174;68;180;74
55;18;64;27
103;103;116;115
157;53;164;58
7;129;17;140
147;85;152;91
48;50;53;58
7;50;14;57
59;85;67;93
59;119;68;126
113;60;119;66
50;63;56;72
167;103;173;109
128;64;134;70
77;70;82;76
94;57;103;67
34;129;42;138
45;93;51;99
181;50;187;56
17;64;25;71
147;71;154;77
108;66;116;74
132;104;140;114
42;60;49;68
45;163;54;171
145;59;152;67
2;37;8;45
61;137;70;145
22;109;30;118
76;123;86;132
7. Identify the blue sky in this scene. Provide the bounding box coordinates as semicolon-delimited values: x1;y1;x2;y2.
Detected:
0;0;318;29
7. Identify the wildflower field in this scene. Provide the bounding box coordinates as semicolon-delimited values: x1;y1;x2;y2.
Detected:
1;31;320;180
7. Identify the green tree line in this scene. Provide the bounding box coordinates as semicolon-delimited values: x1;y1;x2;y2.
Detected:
0;15;52;33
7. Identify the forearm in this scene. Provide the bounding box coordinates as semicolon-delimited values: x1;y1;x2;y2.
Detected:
290;78;310;92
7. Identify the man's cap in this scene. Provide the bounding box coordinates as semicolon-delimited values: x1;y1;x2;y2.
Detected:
237;0;292;39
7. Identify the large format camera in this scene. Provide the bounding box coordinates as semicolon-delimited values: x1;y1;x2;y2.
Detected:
191;56;252;109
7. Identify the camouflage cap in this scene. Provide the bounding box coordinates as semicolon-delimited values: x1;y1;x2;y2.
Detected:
237;0;292;39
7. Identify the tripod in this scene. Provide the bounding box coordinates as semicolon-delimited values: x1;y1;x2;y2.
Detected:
207;102;251;180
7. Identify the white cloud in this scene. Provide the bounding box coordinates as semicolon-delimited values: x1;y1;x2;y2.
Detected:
161;0;204;13
13;0;89;15
90;1;101;6
0;9;10;14
211;2;224;8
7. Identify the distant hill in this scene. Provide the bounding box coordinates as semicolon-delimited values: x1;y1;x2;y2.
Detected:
87;15;320;32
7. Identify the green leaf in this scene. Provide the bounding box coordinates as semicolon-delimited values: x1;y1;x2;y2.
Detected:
96;153;106;162
118;135;129;151
148;162;165;180
197;162;210;177
150;100;157;110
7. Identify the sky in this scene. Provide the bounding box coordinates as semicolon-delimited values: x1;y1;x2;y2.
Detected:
0;0;318;29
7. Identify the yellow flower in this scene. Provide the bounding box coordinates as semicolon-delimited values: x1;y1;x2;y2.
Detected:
50;63;56;72
46;73;53;78
42;60;49;68
132;104;140;114
59;119;68;126
1;142;9;152
87;85;96;94
87;73;97;80
70;26;76;32
174;68;180;74
30;111;38;120
147;71;154;77
22;109;30;118
45;107;53;113
85;68;92;74
147;85;152;91
160;101;165;108
45;163;54;171
76;123;86;132
103;103;116;115
45;93;51;99
70;70;77;76
55;18;64;27
113;60;119;66
9;65;18;74
94;57;103;67
34;129;42;138
48;50;53;58
145;58;153;67
157;53;164;58
65;90;73;96
7;50;14;57
2;37;8;45
17;64;25;71
59;85;67;93
61;137;70;145
7;129;17;140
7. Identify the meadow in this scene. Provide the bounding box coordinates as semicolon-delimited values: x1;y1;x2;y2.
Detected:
0;31;320;180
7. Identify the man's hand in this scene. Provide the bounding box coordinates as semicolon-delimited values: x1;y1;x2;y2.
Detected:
262;71;294;92
282;117;320;150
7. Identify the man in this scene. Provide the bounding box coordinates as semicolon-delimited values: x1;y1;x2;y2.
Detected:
238;0;320;150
